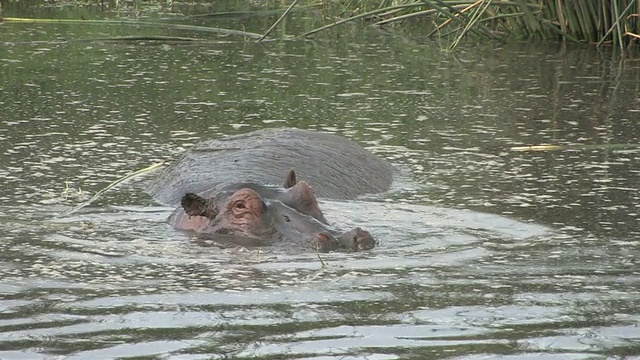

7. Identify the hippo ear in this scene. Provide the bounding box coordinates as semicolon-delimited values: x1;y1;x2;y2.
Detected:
283;169;297;189
181;193;218;218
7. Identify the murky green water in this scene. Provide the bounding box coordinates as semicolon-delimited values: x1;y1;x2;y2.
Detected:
1;6;640;359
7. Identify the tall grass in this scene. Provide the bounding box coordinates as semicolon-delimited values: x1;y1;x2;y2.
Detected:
3;0;637;48
309;0;639;49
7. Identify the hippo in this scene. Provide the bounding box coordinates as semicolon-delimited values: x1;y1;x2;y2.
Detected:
148;128;395;251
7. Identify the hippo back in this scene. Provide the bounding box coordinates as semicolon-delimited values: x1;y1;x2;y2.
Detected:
148;128;395;205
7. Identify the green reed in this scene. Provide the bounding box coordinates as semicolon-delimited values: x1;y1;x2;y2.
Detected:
3;0;638;48
309;0;639;50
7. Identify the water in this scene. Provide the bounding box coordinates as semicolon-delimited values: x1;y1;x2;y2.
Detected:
1;7;640;359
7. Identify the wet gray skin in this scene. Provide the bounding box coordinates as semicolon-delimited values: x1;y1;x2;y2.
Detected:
169;175;375;252
148;128;395;205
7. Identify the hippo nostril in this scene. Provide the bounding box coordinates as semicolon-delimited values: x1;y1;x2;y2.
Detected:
312;232;338;252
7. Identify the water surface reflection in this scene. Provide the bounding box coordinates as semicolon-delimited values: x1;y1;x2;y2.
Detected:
1;17;639;359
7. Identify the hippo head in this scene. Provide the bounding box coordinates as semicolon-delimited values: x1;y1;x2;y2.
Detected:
168;170;376;252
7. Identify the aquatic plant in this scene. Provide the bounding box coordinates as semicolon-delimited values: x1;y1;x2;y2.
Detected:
306;0;639;50
3;0;638;49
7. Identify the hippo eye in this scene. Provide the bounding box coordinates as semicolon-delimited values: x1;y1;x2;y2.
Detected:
235;201;246;209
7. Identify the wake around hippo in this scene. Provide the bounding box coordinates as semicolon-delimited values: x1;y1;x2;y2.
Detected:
148;128;395;252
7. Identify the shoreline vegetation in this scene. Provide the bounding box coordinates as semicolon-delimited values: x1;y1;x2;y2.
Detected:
321;0;640;50
1;0;638;50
